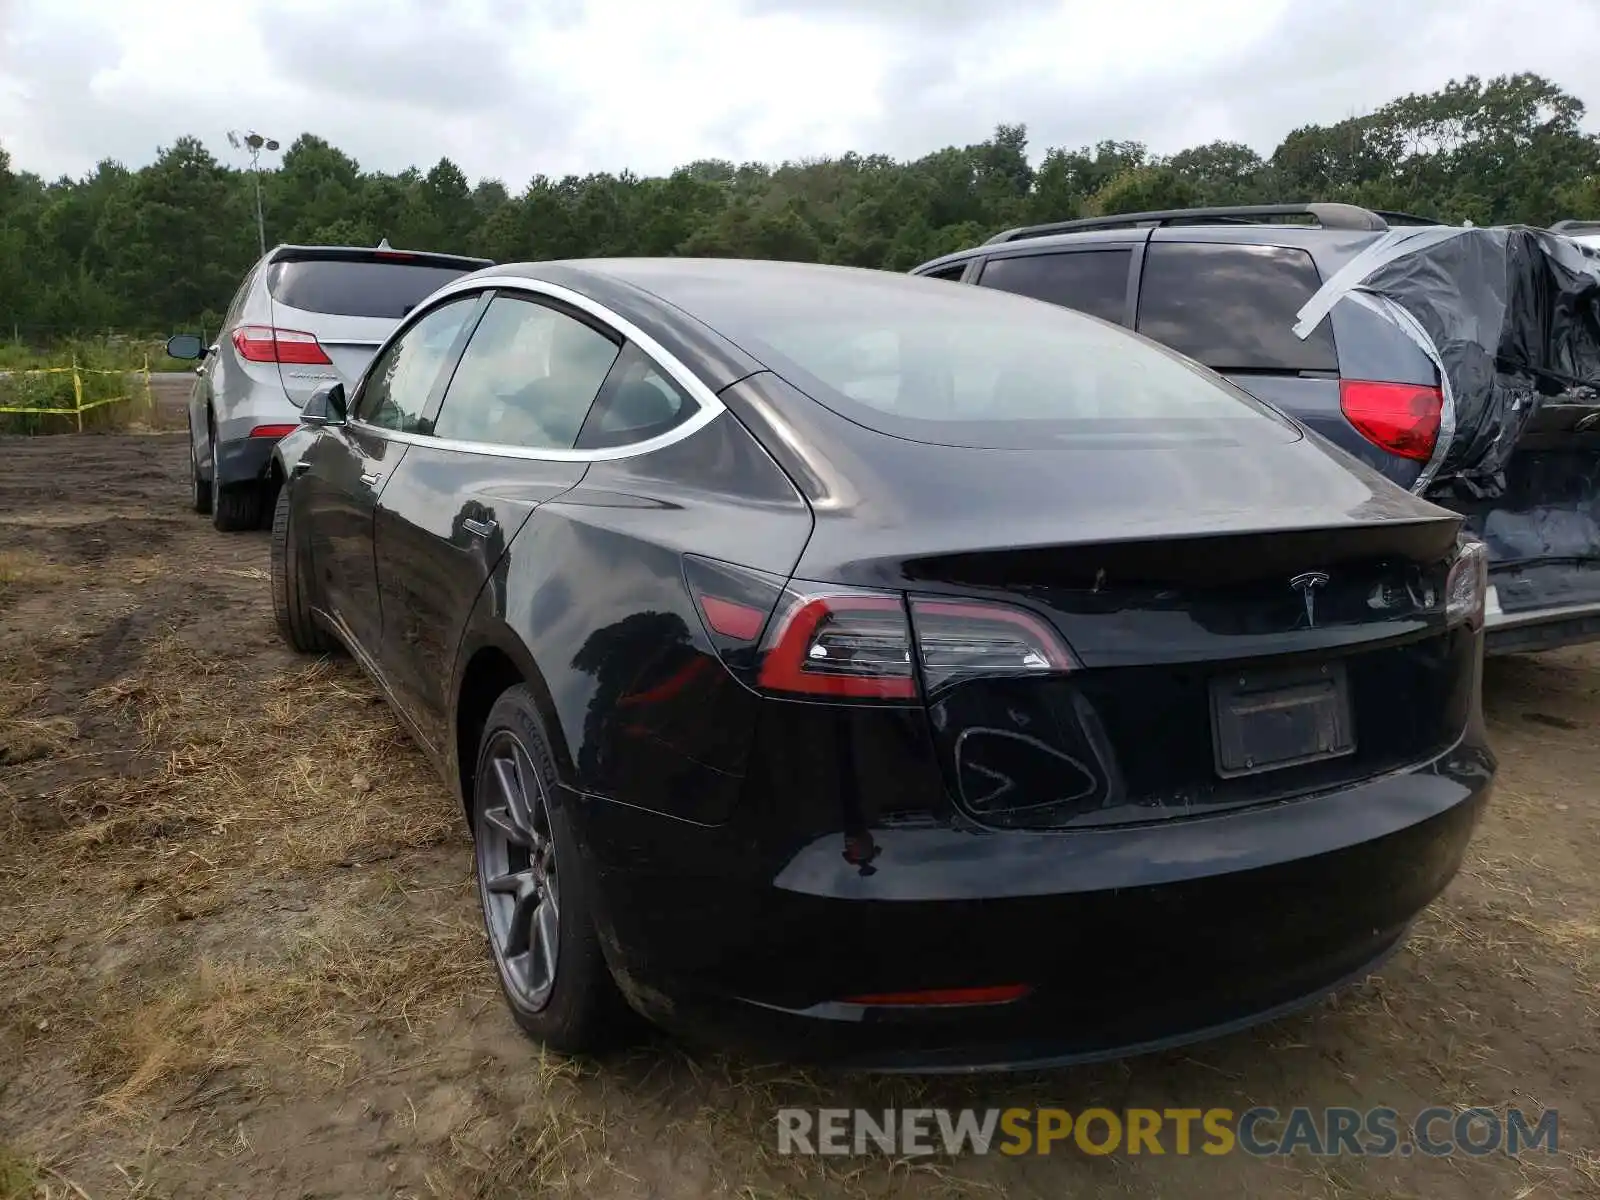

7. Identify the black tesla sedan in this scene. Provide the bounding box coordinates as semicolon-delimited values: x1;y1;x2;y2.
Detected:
268;257;1495;1071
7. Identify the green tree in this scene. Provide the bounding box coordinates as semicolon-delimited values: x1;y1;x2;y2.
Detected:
271;135;364;244
679;202;823;261
92;137;248;328
1555;174;1600;220
1089;166;1200;215
1167;140;1267;205
421;158;476;250
1;73;1597;340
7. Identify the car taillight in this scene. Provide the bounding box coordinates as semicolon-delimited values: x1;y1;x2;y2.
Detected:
1445;537;1489;631
909;597;1074;692
1339;380;1442;462
683;556;1076;702
758;592;916;699
232;325;333;365
247;424;298;439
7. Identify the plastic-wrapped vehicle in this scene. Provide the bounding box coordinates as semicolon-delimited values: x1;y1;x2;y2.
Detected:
1291;222;1600;652
1553;219;1600;251
915;205;1600;655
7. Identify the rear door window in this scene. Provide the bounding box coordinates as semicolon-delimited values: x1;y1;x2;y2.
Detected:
1135;242;1337;372
266;259;476;319
222;265;259;331
977;250;1133;324
576;343;696;450
432;294;621;450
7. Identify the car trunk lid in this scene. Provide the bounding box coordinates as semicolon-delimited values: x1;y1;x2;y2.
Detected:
907;522;1475;831
263;303;391;406
783;426;1471;832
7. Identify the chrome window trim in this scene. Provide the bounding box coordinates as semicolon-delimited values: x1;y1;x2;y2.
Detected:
348;274;725;462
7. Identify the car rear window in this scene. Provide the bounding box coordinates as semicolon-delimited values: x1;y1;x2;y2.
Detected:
1135;242;1338;373
265;258;476;319
978;249;1132;324
700;269;1299;451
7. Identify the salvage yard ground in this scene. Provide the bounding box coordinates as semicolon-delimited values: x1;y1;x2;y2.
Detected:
1;432;1598;1200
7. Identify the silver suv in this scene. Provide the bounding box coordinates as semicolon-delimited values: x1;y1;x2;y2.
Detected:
166;244;491;530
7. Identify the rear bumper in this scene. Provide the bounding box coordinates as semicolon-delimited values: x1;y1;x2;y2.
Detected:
1484;588;1600;655
585;738;1494;1072
213;377;301;486
213;433;283;488
647;926;1413;1073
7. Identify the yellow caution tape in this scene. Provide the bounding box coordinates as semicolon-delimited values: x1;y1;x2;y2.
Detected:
0;394;134;414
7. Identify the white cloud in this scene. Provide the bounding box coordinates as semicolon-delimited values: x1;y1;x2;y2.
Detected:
260;2;520;114
737;0;1061;27
0;0;1595;187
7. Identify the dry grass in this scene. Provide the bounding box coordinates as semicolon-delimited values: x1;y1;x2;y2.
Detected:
1;631;474;1120
8;608;1582;1200
0;551;73;601
83;912;483;1116
0;1148;39;1200
0;644;76;770
5;434;1600;1199
424;1103;622;1200
35;636;454;866
0;715;76;768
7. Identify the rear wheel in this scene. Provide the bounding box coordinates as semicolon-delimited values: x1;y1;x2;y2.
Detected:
473;686;631;1054
210;430;263;532
271;486;337;654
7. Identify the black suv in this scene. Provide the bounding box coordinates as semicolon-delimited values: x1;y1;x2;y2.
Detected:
914;203;1600;656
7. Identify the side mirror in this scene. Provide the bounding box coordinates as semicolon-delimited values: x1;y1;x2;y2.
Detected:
301;382;347;426
165;333;206;360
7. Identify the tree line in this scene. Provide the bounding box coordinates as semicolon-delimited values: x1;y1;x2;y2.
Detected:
1;72;1596;339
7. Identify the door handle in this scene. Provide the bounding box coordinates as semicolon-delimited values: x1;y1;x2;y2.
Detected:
462;517;498;539
359;471;382;487
292;460;310;476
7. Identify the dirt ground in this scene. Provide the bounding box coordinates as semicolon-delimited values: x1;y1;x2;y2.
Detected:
1;431;1597;1200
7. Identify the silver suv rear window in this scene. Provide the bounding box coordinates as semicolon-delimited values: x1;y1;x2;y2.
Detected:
266;259;474;319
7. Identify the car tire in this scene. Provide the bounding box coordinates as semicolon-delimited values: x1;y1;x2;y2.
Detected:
188;423;212;515
270;485;338;655
210;431;263;532
473;685;632;1054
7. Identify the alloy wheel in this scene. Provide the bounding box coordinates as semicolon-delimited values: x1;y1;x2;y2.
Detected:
475;730;561;1011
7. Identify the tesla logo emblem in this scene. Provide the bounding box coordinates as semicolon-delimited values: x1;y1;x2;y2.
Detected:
1290;571;1331;627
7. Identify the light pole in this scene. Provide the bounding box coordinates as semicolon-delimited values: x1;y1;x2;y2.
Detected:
227;129;280;256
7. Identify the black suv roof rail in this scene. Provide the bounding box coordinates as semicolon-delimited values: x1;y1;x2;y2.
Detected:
1552;219;1600;234
982;202;1408;245
1369;209;1442;227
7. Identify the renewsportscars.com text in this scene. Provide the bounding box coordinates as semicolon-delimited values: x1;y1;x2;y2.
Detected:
776;1106;1559;1158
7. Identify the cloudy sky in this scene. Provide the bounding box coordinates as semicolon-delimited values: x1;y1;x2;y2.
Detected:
1;0;1596;185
